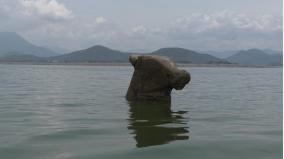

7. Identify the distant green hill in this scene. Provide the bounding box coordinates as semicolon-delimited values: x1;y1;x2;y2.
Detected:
226;49;283;66
50;45;130;62
150;48;228;64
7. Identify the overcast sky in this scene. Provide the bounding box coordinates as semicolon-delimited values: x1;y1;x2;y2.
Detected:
0;0;282;52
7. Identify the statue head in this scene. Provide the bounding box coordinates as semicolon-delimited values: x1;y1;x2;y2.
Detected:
126;55;190;101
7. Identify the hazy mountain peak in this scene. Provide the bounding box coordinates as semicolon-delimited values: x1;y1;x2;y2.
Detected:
241;48;267;55
0;32;58;57
52;45;129;62
227;49;282;66
155;47;196;52
0;32;22;38
3;51;22;56
0;32;31;46
87;45;113;51
151;47;227;64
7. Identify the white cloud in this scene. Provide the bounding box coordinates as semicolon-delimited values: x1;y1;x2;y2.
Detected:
95;17;107;24
21;17;120;50
19;0;72;20
22;11;282;51
0;2;281;52
156;11;283;50
0;1;11;12
170;11;282;33
132;25;147;34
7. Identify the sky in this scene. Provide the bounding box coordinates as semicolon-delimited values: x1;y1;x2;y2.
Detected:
0;0;283;52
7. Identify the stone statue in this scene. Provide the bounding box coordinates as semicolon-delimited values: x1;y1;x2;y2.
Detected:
126;55;190;101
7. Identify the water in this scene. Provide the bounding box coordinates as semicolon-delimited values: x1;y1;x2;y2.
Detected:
0;64;282;159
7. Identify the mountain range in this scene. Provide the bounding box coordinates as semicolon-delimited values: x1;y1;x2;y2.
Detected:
48;45;228;64
0;32;282;66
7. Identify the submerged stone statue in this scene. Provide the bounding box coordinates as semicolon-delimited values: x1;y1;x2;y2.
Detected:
126;55;190;101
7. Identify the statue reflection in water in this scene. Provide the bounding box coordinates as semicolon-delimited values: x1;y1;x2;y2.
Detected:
127;101;189;148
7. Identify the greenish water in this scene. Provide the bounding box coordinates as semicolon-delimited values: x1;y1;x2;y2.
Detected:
0;64;282;159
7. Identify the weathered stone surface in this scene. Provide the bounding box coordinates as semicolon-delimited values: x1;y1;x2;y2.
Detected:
126;55;190;101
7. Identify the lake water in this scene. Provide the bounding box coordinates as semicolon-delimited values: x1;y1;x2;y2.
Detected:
0;64;282;159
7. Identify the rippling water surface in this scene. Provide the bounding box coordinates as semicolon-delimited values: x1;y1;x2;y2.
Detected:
0;64;282;159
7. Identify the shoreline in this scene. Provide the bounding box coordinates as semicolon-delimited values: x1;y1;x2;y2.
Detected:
0;62;282;68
